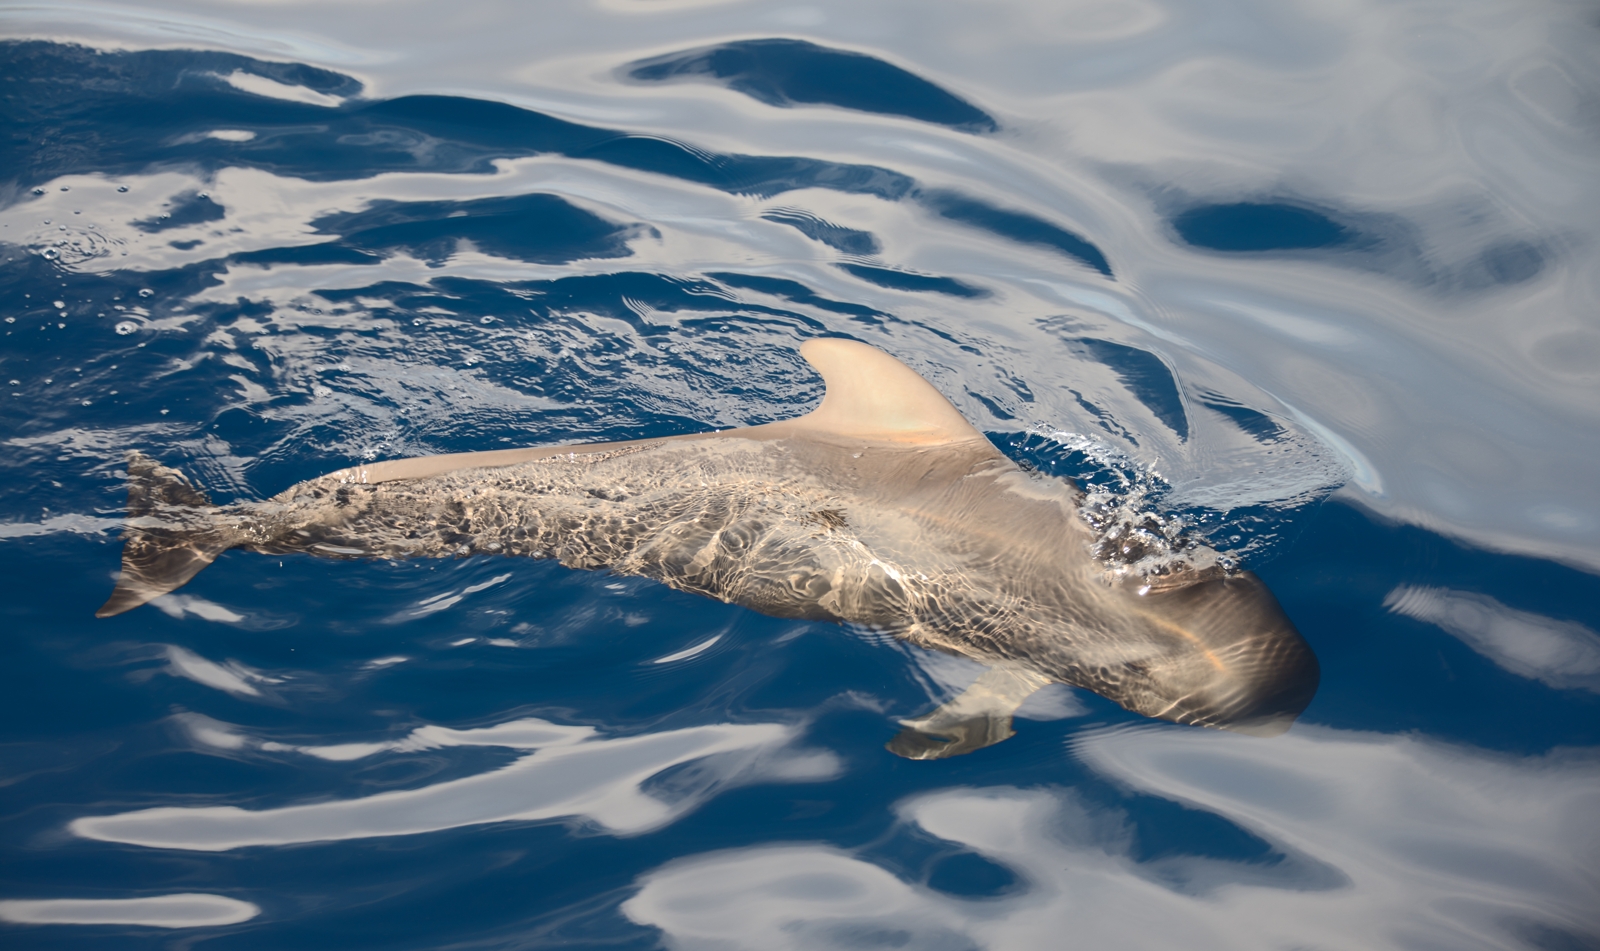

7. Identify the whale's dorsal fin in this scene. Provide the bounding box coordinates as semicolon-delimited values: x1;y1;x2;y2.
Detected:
321;340;988;486
788;338;985;445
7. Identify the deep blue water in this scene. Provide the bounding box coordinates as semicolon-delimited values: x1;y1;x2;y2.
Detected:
2;28;1598;951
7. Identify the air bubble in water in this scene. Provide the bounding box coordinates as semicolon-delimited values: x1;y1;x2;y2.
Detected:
41;249;59;260
114;321;138;335
480;316;495;324
59;186;69;192
117;185;129;193
31;188;44;195
53;301;64;309
137;288;154;298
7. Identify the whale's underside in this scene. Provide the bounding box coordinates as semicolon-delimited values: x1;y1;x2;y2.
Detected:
97;338;1319;756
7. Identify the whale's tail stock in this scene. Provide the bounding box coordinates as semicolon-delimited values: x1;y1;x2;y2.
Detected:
96;452;236;618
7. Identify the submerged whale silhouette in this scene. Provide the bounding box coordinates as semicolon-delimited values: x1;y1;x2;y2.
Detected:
97;339;1318;755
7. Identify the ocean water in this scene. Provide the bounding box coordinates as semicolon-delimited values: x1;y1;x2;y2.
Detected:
1;2;1598;948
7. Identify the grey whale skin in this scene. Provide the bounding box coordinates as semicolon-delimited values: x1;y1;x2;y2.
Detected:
97;339;1318;756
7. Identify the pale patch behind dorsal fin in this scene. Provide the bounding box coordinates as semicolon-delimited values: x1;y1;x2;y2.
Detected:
789;338;985;445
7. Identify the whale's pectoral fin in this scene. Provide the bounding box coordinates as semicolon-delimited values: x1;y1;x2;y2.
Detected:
887;665;1053;760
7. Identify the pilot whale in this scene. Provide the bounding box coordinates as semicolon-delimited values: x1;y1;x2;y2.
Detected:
97;339;1318;756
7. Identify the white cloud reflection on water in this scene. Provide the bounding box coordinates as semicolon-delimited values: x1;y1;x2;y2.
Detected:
149;594;245;624
0;893;260;928
1386;585;1600;693
157;644;276;697
71;717;840;850
623;726;1600;951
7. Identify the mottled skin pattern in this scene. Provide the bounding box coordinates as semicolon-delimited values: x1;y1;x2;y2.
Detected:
199;434;1313;731
99;340;1318;736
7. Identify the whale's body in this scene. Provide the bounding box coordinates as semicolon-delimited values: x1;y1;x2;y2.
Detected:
98;339;1318;754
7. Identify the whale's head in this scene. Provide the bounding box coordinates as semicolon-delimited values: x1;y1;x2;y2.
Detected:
1108;570;1320;736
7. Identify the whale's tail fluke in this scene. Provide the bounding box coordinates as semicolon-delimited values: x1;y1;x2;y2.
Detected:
96;452;235;618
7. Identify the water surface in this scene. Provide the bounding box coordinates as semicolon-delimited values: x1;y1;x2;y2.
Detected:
1;2;1598;948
